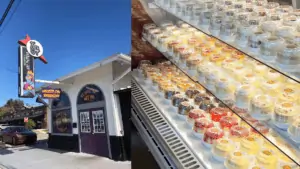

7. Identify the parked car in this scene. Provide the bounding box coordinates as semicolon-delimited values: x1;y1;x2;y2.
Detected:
0;126;37;145
0;124;9;131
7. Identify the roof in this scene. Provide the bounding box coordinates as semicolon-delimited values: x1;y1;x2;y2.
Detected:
57;53;130;82
36;53;131;90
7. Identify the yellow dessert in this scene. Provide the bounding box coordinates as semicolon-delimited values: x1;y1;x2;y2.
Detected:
242;73;259;86
261;80;282;97
204;36;216;45
278;152;298;168
221;45;235;57
240;136;262;155
266;69;283;81
231;50;245;61
214;40;225;50
278;87;299;103
232;65;250;81
209;54;226;66
225;151;251;169
194;43;206;53
201;47;215;58
256;149;278;169
212;138;235;160
253;62;268;75
221;58;240;72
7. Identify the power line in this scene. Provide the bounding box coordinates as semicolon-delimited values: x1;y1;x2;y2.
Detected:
0;0;21;35
0;0;16;27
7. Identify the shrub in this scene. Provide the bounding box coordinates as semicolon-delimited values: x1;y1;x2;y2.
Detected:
26;119;36;129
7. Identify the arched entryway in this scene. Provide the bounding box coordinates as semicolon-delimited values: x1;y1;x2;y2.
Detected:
77;84;110;157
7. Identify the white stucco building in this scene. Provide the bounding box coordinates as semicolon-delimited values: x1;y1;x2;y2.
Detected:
40;54;131;161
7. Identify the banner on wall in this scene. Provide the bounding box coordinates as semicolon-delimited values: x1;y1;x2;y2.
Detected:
40;88;62;99
18;34;47;98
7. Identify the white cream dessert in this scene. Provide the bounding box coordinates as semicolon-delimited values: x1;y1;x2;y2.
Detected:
215;78;234;100
265;69;283;81
250;95;274;119
288;119;300;140
278;87;299;103
261;79;282;97
240;136;263;155
235;85;254;109
225;151;252;169
241;72;259;87
256;149;278;169
273;102;297;125
212;138;235;161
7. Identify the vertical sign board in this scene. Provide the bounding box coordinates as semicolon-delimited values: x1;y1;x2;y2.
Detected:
18;46;35;98
18;34;47;98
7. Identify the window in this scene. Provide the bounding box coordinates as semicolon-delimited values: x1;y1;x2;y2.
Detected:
80;111;91;133
51;92;72;134
92;110;105;133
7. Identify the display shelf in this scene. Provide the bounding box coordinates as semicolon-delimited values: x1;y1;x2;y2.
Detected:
152;0;300;83
131;80;206;169
143;36;300;166
132;72;224;169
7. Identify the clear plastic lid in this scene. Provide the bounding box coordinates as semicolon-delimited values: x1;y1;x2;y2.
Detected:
210;107;232;122
194;117;214;130
204;127;224;139
219;116;239;129
185;87;204;99
188;109;206;120
251;122;270;134
274;102;296;116
230;125;250;138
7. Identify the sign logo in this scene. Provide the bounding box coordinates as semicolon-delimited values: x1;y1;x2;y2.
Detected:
18;34;47;64
26;40;44;58
41;88;62;99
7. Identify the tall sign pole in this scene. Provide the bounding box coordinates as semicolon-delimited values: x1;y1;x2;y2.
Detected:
18;35;47;98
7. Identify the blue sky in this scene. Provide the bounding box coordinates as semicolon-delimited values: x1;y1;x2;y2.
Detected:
0;0;131;106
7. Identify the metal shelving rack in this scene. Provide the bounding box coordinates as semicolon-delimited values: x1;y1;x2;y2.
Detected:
131;79;206;169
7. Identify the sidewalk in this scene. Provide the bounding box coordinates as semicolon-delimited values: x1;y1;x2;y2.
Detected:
0;147;131;169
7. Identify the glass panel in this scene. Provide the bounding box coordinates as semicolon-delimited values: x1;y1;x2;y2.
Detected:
92;110;105;133
80;111;91;133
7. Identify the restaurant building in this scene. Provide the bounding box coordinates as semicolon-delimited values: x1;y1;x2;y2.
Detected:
42;54;131;161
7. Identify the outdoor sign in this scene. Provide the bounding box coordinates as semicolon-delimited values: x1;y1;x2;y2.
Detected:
40;88;62;99
77;85;103;104
24;117;28;123
18;35;47;98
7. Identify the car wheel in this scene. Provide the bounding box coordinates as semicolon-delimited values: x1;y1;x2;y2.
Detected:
12;137;16;145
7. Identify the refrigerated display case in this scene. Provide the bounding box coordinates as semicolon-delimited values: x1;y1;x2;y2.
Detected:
131;0;300;168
